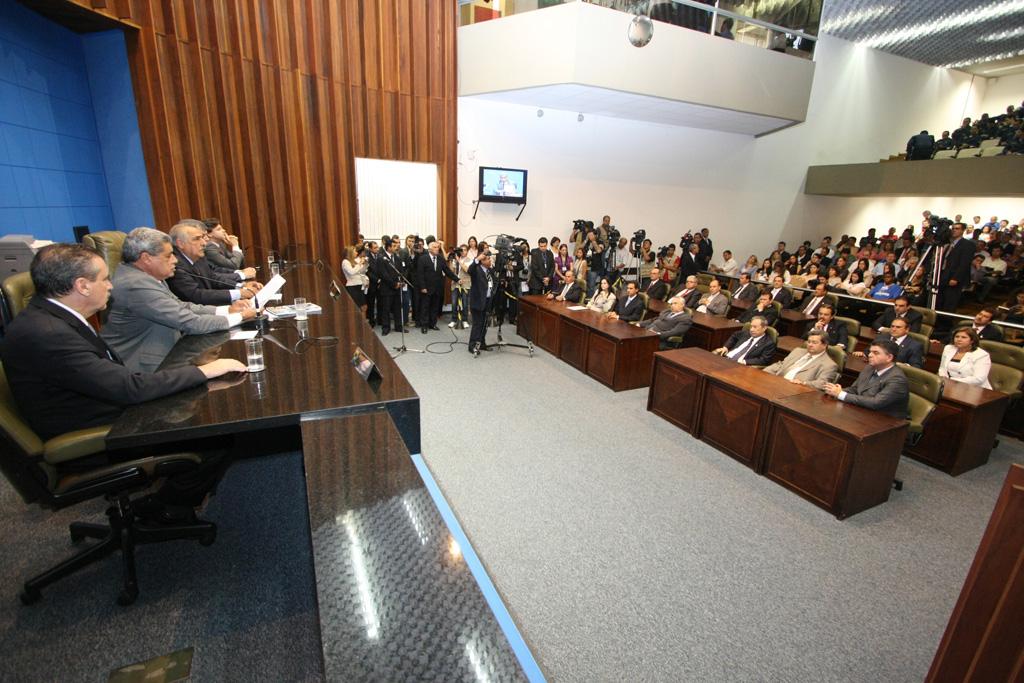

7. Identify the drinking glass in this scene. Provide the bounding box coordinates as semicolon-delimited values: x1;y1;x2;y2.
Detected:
294;297;308;321
245;338;265;372
267;250;278;271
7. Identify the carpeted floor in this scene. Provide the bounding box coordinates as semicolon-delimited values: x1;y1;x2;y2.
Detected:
390;323;1024;683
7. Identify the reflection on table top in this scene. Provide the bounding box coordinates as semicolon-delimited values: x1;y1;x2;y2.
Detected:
107;265;417;450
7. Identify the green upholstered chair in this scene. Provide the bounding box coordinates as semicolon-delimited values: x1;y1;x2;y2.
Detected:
899;363;942;448
696;273;713;286
913;305;936;329
0;363;216;606
826;345;847;373
908;331;931;355
834;316;860;351
2;271;35;320
82;230;127;278
980;340;1024;372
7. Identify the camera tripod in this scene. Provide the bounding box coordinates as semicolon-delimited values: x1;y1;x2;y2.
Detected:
475;291;533;358
381;257;424;356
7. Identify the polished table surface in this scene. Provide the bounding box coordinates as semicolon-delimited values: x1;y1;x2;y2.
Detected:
302;413;527;681
108;265;420;452
647;347;738;433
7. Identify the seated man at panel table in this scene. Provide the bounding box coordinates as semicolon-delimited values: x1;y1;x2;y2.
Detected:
669;275;702;310
103;228;257;373
709;249;739;278
695;279;729;316
547;273;583;303
712;316;776;366
966;308;1005;342
766;275;793;307
737;292;779;327
606;281;644;322
202;217;246;270
825;340;909;420
872;295;923;333
793;282;830;317
852;317;923;368
638;296;692;349
168;220;261;306
730;272;759;303
806;304;849;349
762;329;839;389
643;268;669;301
0;244;247;514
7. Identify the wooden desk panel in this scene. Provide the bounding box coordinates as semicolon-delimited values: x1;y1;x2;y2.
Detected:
559;317;588;370
700;366;816;470
535;307;561;354
765;392;908;518
681;313;743;352
648;348;738;434
779;309;815;338
603;331;660;391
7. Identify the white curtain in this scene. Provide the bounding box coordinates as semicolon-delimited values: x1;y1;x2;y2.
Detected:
354;158;438;241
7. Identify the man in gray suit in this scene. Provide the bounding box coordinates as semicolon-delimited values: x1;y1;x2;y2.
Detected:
639;296;692;349
825;339;909;419
695;279;729;316
103;228;257;372
763;330;839;389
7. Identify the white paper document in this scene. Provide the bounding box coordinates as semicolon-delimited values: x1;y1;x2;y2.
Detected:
566;305;587;311
229;329;259;340
254;274;286;309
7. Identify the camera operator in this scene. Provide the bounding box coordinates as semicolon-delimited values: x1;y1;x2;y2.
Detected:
597;215;614;245
586;240;607;295
448;244;472;328
494;247;522;324
467;251;497;354
570;220;592;253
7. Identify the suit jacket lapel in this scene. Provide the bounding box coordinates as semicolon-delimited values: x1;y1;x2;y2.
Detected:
35;297;122;363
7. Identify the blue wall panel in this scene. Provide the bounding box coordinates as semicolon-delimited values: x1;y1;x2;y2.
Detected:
0;1;149;243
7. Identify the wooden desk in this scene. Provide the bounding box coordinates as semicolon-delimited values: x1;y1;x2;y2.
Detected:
764;392;908;519
700;365;816;470
776;335;1008;476
779;309;816;338
517;295;660;391
647;348;738;434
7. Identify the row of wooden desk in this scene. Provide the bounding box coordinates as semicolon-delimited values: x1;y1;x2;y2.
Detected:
773;335;1009;477
648;347;908;519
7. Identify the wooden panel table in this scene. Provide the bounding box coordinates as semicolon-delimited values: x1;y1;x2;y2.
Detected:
764;392;908;519
646;299;743;351
775;335;1008;476
647;347;739;434
779;309;816;338
699;365;817;470
517;295;660;391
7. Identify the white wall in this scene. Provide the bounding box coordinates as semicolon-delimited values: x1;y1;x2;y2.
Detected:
456;34;1024;258
979;72;1024;117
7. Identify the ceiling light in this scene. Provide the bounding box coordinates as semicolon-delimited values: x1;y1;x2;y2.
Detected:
981;27;1024;42
945;48;1024;70
859;0;1024;51
820;6;888;34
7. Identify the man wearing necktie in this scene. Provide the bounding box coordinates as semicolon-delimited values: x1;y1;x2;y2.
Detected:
713;316;776;366
825;339;909;420
763;329;839;389
467;252;497;355
377;240;404;335
415;241;458;333
639;296;692;349
528;238;555;294
0;244;246;510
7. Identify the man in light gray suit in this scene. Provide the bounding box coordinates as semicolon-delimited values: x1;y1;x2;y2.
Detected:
102;228;257;372
695;279;729;316
762;330;839;390
638;296;692;349
825;339;909;420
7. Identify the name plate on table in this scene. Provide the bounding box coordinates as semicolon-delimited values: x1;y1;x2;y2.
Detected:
352;345;382;389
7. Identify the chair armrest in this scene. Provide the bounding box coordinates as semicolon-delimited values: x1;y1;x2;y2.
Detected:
53;453;202;497
43;425;112;465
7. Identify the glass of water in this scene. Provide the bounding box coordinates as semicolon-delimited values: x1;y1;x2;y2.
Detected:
294;297;308;321
245;338;265;372
267;250;278;271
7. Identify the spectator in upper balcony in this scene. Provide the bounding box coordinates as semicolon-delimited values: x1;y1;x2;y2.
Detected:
934;131;954;151
716;17;734;39
906;130;935;160
952;118;972;146
1006;129;1024;155
976;113;994;135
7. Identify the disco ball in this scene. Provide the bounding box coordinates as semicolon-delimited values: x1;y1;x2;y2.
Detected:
628;15;654;48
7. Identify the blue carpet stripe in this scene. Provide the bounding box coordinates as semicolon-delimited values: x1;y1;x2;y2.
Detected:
411;453;546;683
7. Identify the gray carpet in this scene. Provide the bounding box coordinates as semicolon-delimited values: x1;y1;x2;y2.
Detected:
391;324;1024;683
0;450;322;683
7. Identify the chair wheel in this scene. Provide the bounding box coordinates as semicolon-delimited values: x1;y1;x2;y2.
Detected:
199;530;216;547
117;585;138;606
20;587;41;605
70;528;86;543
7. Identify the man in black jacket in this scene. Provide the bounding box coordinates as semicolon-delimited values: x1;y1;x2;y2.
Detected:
467;252;497;354
853;318;924;368
806;303;849;348
713;316;776;366
168;221;260;306
872;296;923;332
0;244;245;509
936;223;976;313
607;281;644;322
376;240;404;335
906;130;935;160
415;241;458;333
825;340;909;420
528;238;556;294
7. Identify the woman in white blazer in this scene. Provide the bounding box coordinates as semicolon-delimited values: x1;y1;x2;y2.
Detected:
938;327;992;389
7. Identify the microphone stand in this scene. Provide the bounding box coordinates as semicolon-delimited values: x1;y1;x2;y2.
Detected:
381;256;424;356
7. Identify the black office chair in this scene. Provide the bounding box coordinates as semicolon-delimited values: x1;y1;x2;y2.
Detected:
0;363;216;606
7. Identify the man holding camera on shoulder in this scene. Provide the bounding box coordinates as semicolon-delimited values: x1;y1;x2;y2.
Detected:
467;250;497;355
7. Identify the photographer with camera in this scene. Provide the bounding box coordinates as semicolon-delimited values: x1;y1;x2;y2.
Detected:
570;219;592;253
586;240;607;295
494;246;523;325
448;244;472;329
467;251;497;355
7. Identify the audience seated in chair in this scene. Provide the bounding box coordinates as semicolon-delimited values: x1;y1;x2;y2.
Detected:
712;316;776;366
762;329;839;389
639;296;692;349
824;340;910;420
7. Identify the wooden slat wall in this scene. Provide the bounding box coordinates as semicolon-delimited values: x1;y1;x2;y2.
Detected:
71;0;457;259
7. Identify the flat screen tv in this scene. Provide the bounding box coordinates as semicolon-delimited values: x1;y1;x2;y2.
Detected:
479;166;527;204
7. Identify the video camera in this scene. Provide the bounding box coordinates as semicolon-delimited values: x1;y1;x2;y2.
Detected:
494;234;527;258
926;215;955;245
630;229;646;256
607;226;620;244
572;219;594;235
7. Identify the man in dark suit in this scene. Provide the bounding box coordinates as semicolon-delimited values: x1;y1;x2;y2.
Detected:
766;275;792;308
679;244;701;279
0;244;246;510
853;317;924;368
906;130;935;160
936;223;975;313
713;316;776;366
607;281;644;322
364;241;382;326
639;296;692;349
376;240;404;335
872;296;923;332
415;240;458;333
643;268;669;301
738;292;778;327
806;303;849;348
670;275;702;309
825;339;909;420
967;308;1004;341
528;238;555;294
467;252;497;355
168;221;260;306
731;272;758;303
547;275;582;303
794;282;829;317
